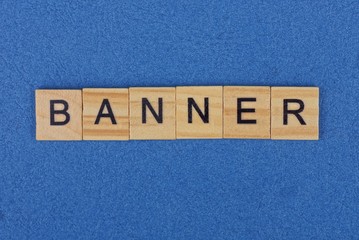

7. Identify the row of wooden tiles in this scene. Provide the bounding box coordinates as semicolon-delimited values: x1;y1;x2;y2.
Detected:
36;86;319;141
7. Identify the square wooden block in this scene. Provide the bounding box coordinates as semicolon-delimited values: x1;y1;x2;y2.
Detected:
176;86;223;139
271;87;319;140
36;90;82;140
83;88;129;140
224;86;270;139
130;87;176;140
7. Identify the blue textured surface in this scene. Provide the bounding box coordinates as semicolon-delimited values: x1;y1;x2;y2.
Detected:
1;0;358;239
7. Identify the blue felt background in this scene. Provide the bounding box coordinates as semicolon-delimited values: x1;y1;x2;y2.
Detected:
1;0;358;239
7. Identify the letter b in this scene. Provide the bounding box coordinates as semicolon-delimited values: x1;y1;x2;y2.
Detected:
50;100;70;126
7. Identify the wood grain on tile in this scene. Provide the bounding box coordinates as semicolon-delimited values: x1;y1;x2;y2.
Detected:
83;88;129;140
36;90;82;140
271;87;319;140
130;87;175;140
224;86;270;139
176;86;223;139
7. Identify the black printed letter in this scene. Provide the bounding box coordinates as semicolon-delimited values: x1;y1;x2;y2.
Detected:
237;98;256;124
283;99;306;125
95;99;117;124
50;100;70;126
188;98;209;123
142;98;163;123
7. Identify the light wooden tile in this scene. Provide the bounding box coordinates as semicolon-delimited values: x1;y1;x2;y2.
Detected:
224;86;270;139
130;87;175;140
36;90;82;141
271;87;319;140
83;88;129;140
176;86;223;139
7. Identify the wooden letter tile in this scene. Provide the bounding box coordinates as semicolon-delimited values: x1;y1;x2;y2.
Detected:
36;90;82;140
271;87;319;140
224;86;270;139
83;88;129;140
130;87;176;140
176;86;223;139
